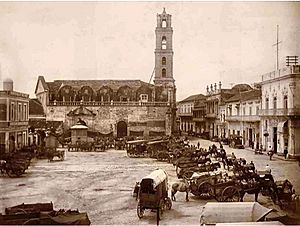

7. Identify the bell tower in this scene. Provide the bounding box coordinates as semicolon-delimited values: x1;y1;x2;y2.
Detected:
154;8;176;105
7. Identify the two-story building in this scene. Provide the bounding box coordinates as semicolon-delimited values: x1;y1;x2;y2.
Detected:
260;65;300;158
178;94;205;134
224;87;261;147
0;79;29;152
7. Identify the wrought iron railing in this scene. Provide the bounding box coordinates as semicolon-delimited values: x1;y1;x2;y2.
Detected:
259;108;300;116
226;115;260;122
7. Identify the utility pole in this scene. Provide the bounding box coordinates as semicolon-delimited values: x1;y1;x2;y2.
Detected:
272;25;282;70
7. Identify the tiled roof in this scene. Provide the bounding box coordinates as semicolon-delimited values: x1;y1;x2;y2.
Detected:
226;89;261;103
46;79;153;93
29;99;45;116
179;94;206;103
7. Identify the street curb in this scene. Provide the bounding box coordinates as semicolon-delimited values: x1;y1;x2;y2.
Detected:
243;147;296;162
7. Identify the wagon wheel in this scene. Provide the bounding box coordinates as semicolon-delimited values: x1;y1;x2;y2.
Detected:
190;183;201;196
182;170;194;180
159;199;165;218
137;201;144;219
198;182;213;199
222;186;240;202
6;168;16;177
164;197;172;210
13;168;25;177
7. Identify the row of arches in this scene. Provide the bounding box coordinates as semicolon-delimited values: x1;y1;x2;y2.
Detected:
50;85;157;102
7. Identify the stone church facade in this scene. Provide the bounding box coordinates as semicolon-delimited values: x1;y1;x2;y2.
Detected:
34;9;176;137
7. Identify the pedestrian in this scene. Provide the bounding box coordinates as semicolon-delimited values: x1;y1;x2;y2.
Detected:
268;146;274;160
284;146;288;159
197;141;200;149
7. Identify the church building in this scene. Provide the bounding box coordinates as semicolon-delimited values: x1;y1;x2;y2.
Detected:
34;9;176;138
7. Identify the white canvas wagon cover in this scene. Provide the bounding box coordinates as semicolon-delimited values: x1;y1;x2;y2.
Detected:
216;221;284;226
199;202;273;225
142;169;168;188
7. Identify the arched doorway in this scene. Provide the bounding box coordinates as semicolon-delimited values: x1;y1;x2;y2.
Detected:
117;121;127;138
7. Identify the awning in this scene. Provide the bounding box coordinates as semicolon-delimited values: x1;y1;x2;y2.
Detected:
277;120;287;133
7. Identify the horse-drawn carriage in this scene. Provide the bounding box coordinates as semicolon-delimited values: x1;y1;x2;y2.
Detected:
0;152;31;177
272;179;298;212
188;171;241;201
0;146;34;177
126;140;149;157
228;135;245;149
147;140;170;161
137;169;172;223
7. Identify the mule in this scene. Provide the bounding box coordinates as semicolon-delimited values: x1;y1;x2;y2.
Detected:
171;181;190;202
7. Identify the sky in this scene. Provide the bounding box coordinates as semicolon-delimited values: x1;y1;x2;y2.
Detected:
0;2;299;100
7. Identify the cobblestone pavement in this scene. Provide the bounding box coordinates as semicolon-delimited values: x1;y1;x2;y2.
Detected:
0;140;299;225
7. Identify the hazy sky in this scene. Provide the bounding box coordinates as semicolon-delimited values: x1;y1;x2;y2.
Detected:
0;2;299;100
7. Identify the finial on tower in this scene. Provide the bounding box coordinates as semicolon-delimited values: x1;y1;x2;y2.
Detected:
163;7;166;14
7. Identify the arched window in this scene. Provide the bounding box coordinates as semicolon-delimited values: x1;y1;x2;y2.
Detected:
273;97;277;109
162;57;166;65
162;36;167;50
265;98;269;110
283;95;288;109
162;20;167;28
162;68;166;77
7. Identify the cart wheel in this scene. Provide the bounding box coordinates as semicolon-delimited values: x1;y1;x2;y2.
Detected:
159;199;165;218
190;183;201;196
222;186;240;202
14;168;25;177
183;170;194;180
165;197;172;210
137;202;144;219
198;182;213;199
6;168;15;177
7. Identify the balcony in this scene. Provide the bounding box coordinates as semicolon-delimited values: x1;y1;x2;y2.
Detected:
48;101;169;107
205;113;217;118
0;121;28;128
259;108;300;116
178;112;193;117
0;122;9;128
193;117;206;122
226;115;260;122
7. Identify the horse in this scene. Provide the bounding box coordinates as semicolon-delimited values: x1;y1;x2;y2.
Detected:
239;179;261;202
171;180;190;202
133;181;140;200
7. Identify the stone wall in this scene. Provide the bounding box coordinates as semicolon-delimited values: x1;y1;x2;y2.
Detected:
45;105;170;136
